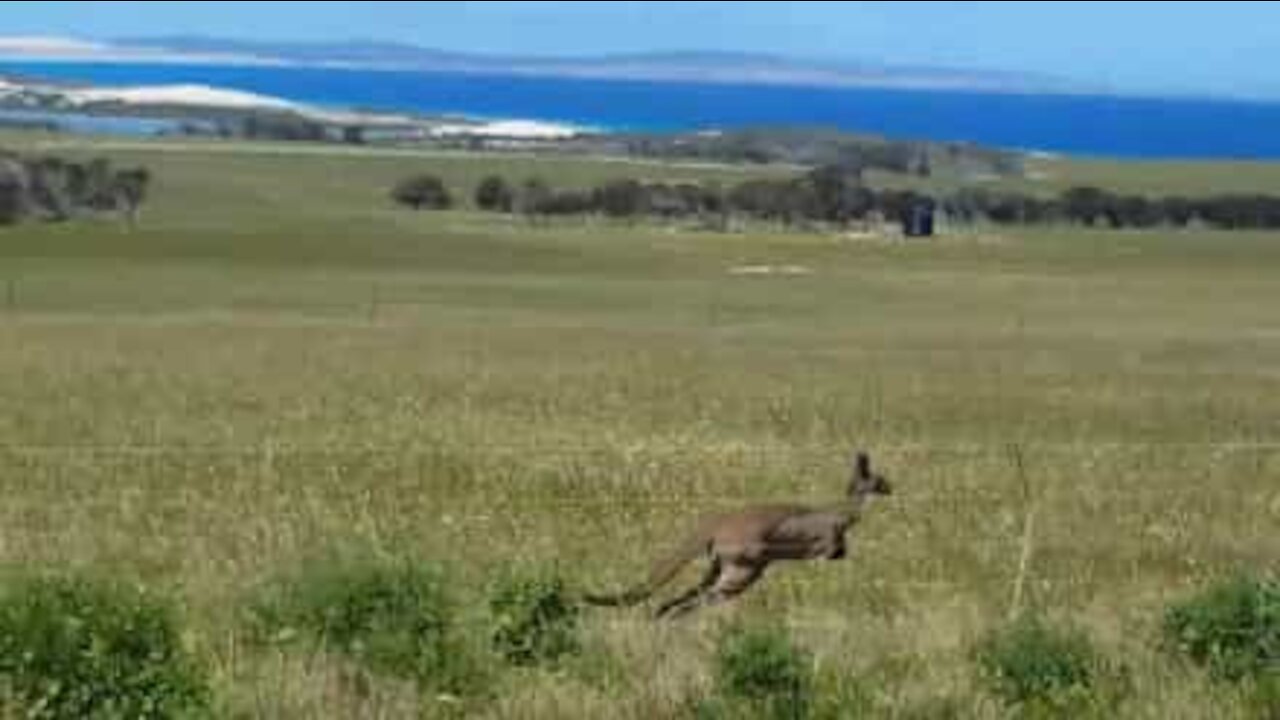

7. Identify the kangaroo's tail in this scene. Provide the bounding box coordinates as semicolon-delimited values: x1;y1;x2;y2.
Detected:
583;531;710;608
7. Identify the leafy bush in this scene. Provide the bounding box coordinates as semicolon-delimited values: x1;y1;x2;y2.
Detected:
247;557;485;695
975;615;1113;712
488;570;580;668
702;661;887;720
713;624;814;720
391;174;454;211
1164;575;1280;682
0;575;211;719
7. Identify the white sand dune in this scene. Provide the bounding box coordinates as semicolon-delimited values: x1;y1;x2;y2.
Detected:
305;108;422;127
430;119;584;140
65;84;302;111
3;70;591;140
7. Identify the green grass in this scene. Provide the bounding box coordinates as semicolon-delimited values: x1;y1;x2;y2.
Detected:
879;155;1280;197
1027;157;1280;196
1;132;1278;717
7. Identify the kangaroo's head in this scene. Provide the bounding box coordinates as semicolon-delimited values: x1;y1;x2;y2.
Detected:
848;451;892;499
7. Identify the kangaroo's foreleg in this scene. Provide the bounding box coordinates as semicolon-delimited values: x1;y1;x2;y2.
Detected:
655;557;722;620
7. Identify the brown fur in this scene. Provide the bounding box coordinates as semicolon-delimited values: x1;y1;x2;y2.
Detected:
584;451;893;619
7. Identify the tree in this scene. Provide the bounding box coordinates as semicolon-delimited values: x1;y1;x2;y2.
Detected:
1197;194;1280;230
475;175;515;213
699;181;731;231
519;177;553;223
0;158;29;226
862;143;916;174
26;157;71;221
1062;186;1111;226
1160;196;1197;227
945;188;992;224
84;158;119;211
645;183;685;219
391;174;453;211
1113;195;1161;229
806;164;866;224
0;184;21;225
538;190;595;216
112;168;151;225
0;154;158;227
984;194;1028;224
915;154;933;178
594;179;648;218
728;179;786;221
242;113;326;142
667;182;722;219
875;189;927;226
65;162;90;208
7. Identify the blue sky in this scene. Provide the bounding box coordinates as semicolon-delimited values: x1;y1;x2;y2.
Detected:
2;1;1278;97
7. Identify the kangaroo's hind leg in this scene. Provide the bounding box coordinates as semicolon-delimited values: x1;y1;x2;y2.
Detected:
662;559;766;620
704;560;766;608
655;557;722;620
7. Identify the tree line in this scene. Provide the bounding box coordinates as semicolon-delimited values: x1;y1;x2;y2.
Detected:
609;127;1024;179
944;186;1280;230
0;153;152;226
392;166;869;226
393;167;1280;233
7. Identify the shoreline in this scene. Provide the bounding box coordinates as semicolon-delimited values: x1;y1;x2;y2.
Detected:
9;64;1280;161
0;76;601;141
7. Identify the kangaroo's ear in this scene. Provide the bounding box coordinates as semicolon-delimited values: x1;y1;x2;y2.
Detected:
855;452;872;478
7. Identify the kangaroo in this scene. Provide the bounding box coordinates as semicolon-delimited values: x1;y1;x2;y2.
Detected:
584;451;893;619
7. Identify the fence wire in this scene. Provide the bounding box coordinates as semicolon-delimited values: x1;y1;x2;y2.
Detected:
4;440;1280;456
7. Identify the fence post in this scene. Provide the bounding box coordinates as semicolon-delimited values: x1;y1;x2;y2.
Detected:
1007;444;1037;622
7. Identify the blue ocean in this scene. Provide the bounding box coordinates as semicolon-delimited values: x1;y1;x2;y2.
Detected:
6;60;1280;159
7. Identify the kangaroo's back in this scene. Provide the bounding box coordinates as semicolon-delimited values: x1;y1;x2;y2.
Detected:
705;504;812;536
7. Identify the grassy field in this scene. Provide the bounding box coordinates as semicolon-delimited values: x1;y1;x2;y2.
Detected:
1;133;1278;718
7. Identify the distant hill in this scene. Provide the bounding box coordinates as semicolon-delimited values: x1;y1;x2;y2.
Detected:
113;36;1091;94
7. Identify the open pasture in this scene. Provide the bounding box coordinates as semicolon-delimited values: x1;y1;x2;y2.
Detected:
1;135;1277;717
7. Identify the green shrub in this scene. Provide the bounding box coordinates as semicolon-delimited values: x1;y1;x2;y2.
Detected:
713;624;814;720
488;570;581;668
703;663;885;720
247;557;484;695
1164;575;1280;683
0;575;210;720
975;615;1110;712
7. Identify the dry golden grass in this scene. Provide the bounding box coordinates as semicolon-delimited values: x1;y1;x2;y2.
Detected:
0;134;1277;717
